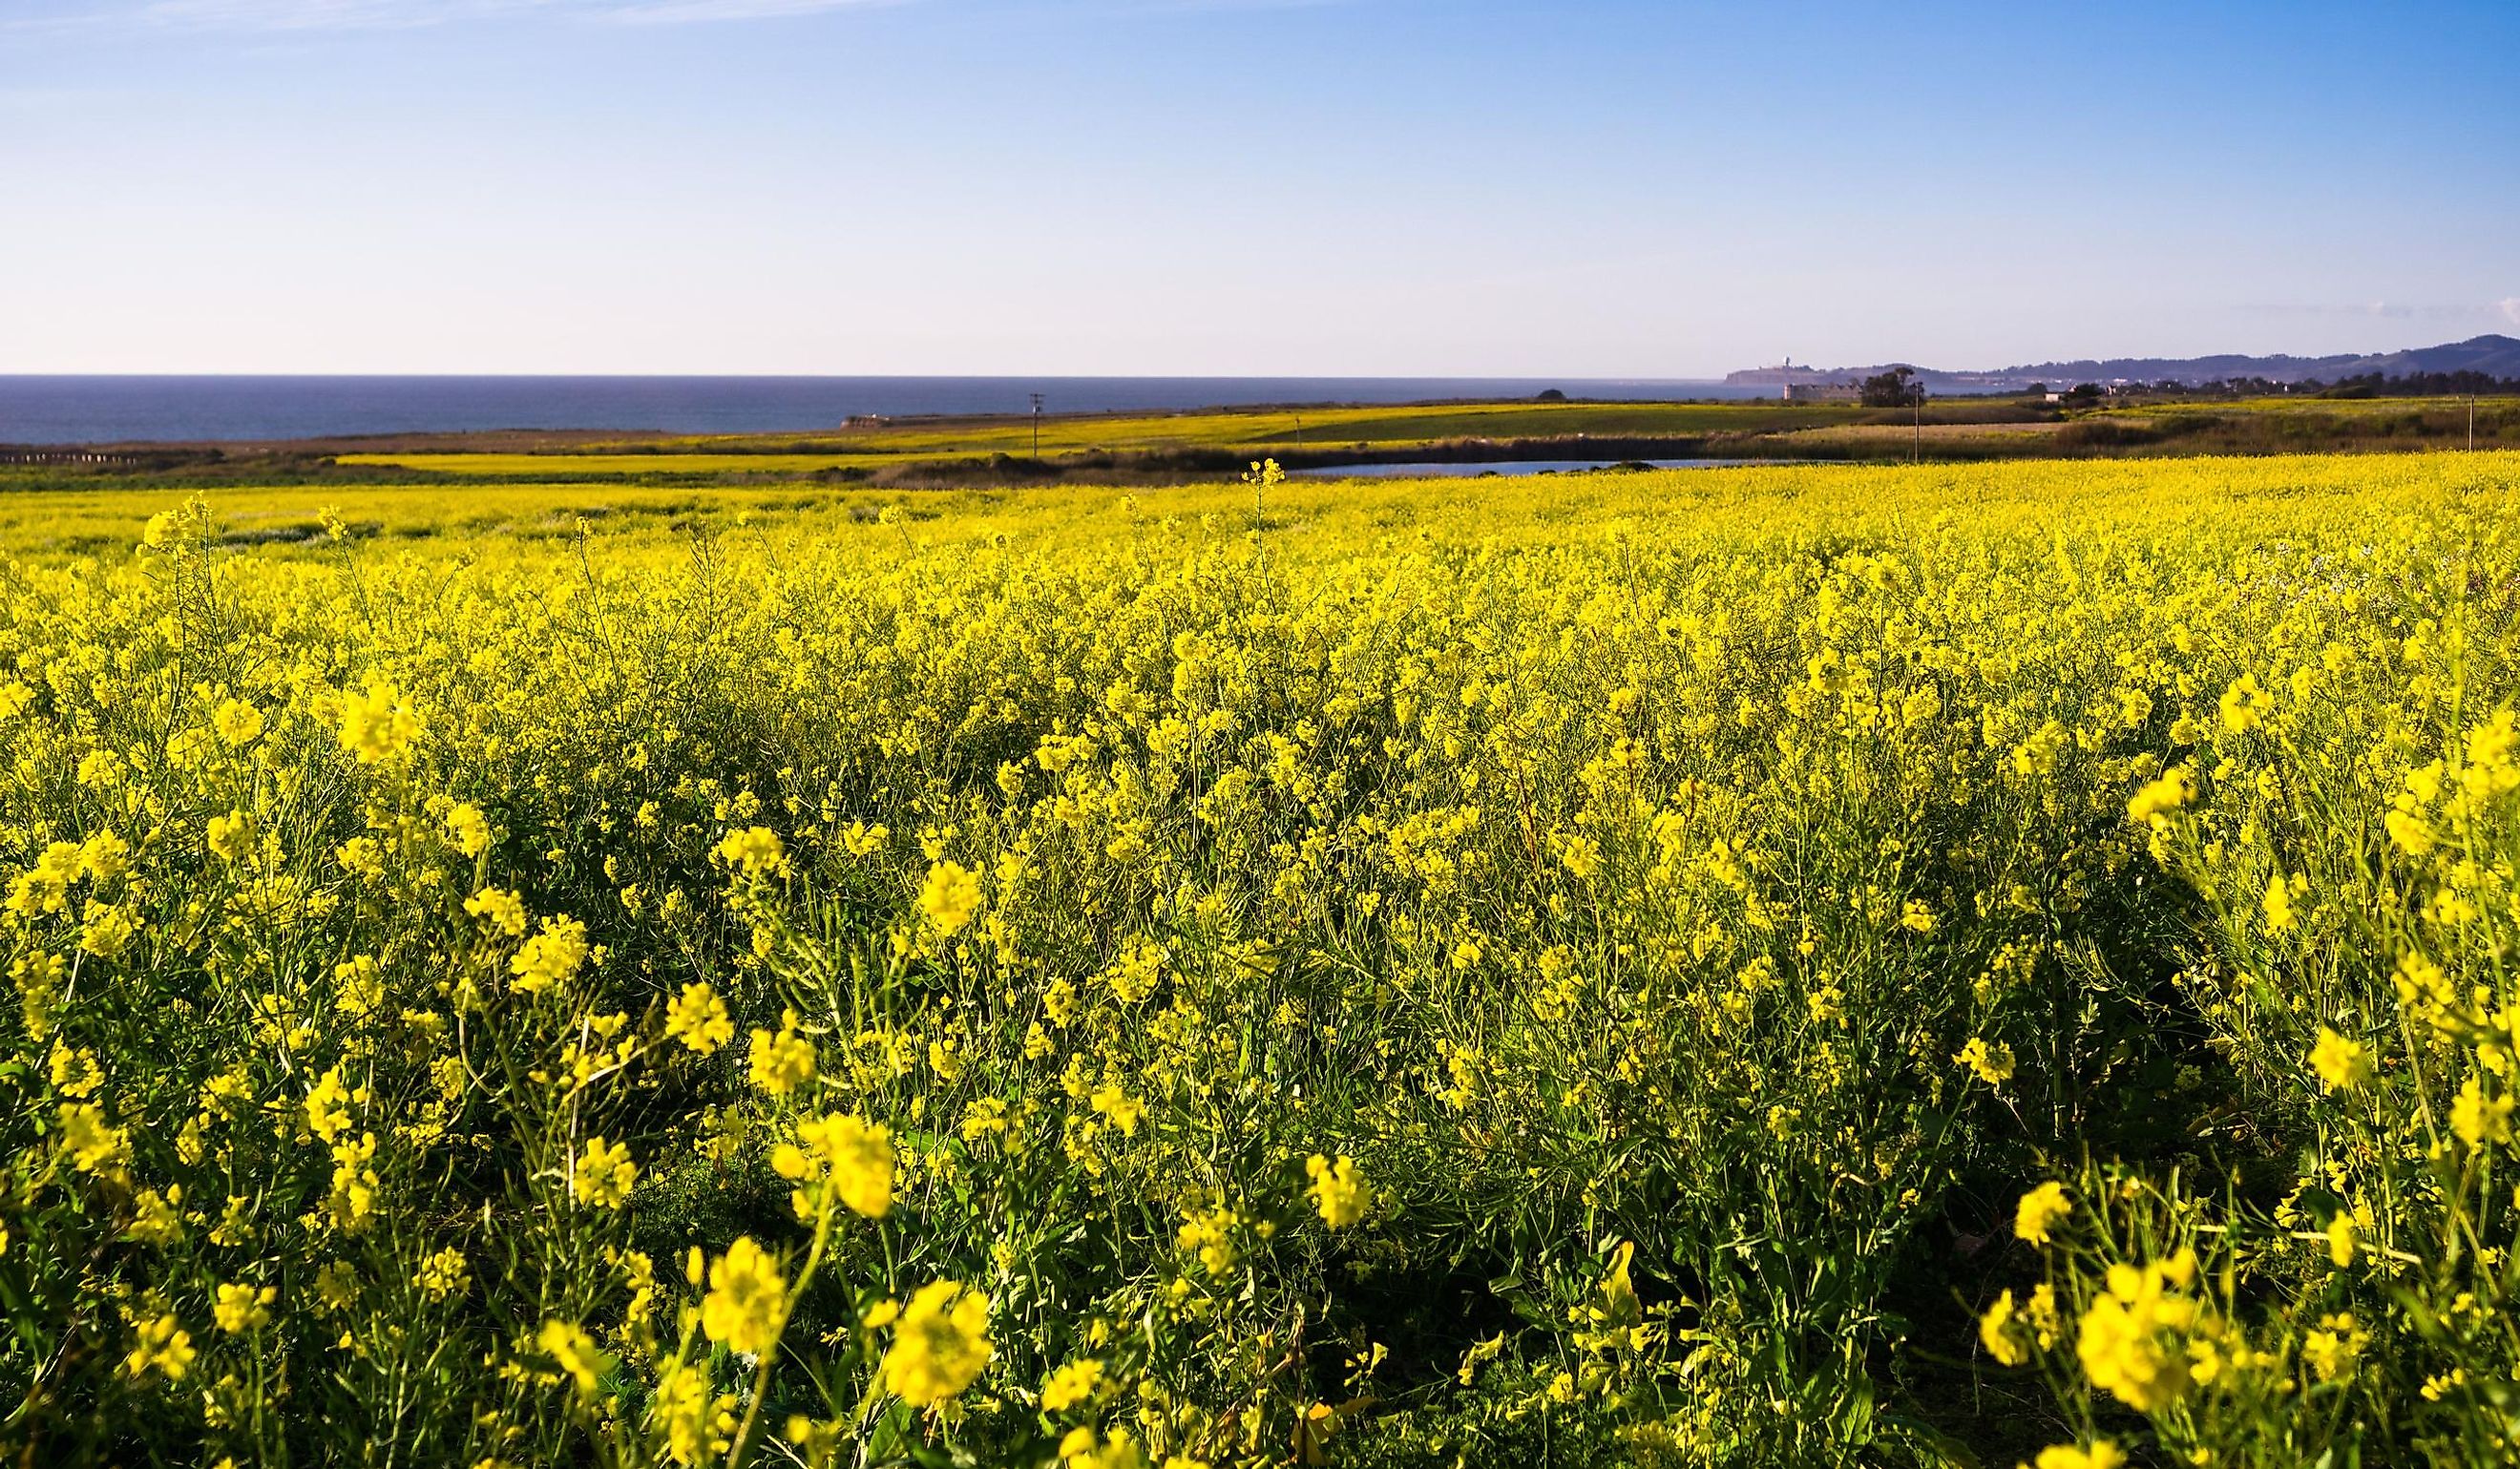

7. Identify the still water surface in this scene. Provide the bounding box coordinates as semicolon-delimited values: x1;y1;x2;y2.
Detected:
0;377;1766;445
1291;458;1760;479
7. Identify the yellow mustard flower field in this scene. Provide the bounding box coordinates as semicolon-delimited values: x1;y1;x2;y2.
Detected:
8;451;2520;1468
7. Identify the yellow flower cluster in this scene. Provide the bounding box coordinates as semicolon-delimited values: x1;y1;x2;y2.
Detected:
662;981;733;1055
879;1280;993;1406
699;1236;787;1355
572;1136;637;1209
769;1113;893;1219
337;681;420;765
2072;1251;2216;1413
2015;1183;2071;1246
1306;1154;1368;1229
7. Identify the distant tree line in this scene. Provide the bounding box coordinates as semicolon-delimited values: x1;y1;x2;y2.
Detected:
2028;372;2520;403
2312;370;2520;398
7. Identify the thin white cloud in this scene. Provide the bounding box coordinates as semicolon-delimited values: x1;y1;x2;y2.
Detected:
134;0;556;28
13;0;900;30
598;0;901;23
2499;298;2520;327
2236;301;2481;323
1096;0;1350;11
0;86;132;106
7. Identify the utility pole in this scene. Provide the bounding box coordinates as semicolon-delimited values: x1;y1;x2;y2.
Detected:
1913;385;1923;465
1030;392;1043;457
2471;394;2479;452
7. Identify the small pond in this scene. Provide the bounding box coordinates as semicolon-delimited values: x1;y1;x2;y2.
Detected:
1288;458;1762;479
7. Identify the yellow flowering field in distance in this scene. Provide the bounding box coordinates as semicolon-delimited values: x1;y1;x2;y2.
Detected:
330;398;1873;471
330;453;950;478
6;451;2520;1468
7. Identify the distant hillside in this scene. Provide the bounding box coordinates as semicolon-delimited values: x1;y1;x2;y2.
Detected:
1728;334;2520;391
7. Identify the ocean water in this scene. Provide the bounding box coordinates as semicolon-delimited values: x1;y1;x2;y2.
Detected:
0;375;1762;446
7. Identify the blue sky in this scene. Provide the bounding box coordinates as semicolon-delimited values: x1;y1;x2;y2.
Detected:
4;0;2515;375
